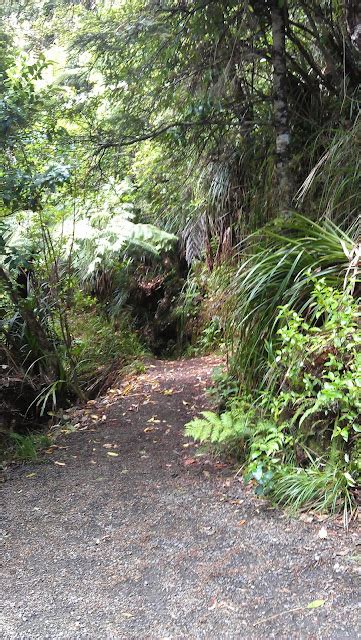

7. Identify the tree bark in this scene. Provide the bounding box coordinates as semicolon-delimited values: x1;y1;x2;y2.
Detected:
271;0;292;216
345;0;361;52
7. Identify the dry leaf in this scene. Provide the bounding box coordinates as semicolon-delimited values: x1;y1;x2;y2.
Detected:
184;457;197;466
300;513;314;523
54;461;66;466
26;473;37;478
318;527;328;539
107;452;119;457
237;519;247;526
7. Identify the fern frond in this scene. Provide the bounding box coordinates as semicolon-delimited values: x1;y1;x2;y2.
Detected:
185;409;252;446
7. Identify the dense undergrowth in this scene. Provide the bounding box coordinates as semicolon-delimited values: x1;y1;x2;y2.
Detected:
186;279;360;526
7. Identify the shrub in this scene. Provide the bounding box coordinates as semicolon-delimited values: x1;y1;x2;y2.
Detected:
269;279;360;459
185;281;360;524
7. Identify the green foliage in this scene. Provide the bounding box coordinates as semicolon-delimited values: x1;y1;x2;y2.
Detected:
185;404;253;449
296;119;361;227
69;298;144;386
269;280;361;448
62;206;177;287
196;317;223;354
229;215;359;388
8;431;52;461
207;367;240;408
269;465;357;528
173;263;230;355
186;281;360;523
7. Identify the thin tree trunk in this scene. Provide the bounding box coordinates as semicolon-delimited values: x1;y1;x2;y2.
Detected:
345;0;361;52
271;0;292;216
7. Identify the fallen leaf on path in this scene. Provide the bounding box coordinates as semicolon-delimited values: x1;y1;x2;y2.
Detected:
26;473;37;478
307;599;325;609
144;426;158;433
107;452;119;457
208;599;237;612
237;519;247;526
318;527;328;539
182;400;189;406
103;443;118;449
147;416;161;423
122;384;134;395
203;470;210;478
121;612;135;619
90;414;99;420
184;457;197;466
314;513;329;522
300;513;314;523
54;461;66;466
162;388;174;395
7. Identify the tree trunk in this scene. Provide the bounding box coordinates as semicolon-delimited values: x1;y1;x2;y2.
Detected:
271;0;292;216
345;0;361;52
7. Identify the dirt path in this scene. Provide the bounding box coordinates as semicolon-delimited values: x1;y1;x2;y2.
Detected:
1;357;360;639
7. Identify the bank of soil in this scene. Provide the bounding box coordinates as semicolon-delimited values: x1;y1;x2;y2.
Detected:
1;357;360;639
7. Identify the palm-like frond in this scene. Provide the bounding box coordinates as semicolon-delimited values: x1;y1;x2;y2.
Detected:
228;214;359;387
296;118;361;227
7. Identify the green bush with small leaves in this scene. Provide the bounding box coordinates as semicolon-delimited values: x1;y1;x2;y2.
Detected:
186;280;360;523
269;280;360;459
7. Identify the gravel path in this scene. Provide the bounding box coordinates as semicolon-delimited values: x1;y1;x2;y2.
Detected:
1;357;360;639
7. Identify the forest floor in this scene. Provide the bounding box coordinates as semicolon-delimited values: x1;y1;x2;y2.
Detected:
2;356;360;639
